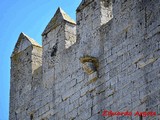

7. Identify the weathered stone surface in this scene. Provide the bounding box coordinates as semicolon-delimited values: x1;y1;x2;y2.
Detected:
10;0;160;120
10;33;42;120
42;7;76;36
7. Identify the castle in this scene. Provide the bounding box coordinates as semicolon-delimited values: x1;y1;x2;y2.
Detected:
9;0;160;120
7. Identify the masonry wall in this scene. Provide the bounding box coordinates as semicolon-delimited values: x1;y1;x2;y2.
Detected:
10;45;42;120
92;0;160;119
40;0;160;120
10;0;160;120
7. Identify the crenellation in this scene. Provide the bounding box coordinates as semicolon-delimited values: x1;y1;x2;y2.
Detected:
10;0;160;119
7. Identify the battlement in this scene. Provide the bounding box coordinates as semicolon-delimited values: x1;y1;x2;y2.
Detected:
42;7;76;36
11;32;41;57
12;0;113;58
10;0;160;120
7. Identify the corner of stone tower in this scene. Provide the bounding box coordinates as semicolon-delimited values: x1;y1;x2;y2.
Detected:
11;32;42;73
10;32;42;120
11;32;41;57
42;7;76;72
42;7;76;37
76;0;113;56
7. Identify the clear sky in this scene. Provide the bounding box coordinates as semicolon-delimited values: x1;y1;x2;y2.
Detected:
0;0;81;120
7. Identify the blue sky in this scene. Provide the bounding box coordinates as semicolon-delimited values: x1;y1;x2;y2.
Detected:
0;0;81;120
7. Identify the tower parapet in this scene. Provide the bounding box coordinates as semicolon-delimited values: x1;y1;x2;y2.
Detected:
10;33;42;120
42;7;76;50
76;0;113;56
9;0;160;120
42;8;76;87
76;0;112;38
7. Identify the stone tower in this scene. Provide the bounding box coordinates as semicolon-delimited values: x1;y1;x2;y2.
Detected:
10;0;160;120
42;7;76;88
10;33;42;120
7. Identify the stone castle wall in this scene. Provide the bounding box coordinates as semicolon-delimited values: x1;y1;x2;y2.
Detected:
10;0;160;120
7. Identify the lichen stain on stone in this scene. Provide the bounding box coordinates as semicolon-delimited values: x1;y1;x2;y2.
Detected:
11;51;22;63
80;56;99;69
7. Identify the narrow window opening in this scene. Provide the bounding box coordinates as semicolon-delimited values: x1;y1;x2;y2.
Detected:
15;112;18;120
30;114;34;120
51;43;58;57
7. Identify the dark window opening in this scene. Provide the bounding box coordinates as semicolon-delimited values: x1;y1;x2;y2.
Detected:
30;114;33;120
51;43;58;57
